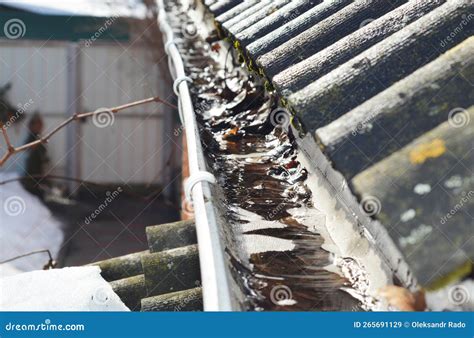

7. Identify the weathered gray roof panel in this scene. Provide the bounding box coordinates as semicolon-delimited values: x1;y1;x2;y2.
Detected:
287;0;473;132
142;245;200;297
141;287;203;311
352;110;473;285
204;0;474;287
246;0;351;58
256;0;408;78
146;219;197;253
317;37;474;178
235;0;322;46
215;0;259;24
273;0;446;94
209;0;242;16
225;0;291;35
89;220;201;311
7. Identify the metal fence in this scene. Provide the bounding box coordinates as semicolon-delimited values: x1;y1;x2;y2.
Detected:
0;39;173;185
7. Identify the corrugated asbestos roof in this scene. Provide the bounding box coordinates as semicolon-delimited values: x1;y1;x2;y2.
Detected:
90;220;203;311
203;0;474;287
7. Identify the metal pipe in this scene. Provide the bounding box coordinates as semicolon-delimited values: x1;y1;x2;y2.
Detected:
156;0;233;311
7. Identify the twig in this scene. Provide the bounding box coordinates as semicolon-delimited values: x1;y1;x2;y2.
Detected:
0;96;176;166
0;249;53;265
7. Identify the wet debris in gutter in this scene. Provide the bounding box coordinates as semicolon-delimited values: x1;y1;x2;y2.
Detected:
167;1;372;311
198;53;360;311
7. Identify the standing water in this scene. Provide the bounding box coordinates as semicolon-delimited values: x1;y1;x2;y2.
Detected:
168;0;372;311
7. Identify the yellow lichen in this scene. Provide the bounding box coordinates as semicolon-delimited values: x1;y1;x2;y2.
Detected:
426;261;472;291
409;139;446;165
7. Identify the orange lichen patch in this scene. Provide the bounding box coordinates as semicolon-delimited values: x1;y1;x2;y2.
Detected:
409;139;446;165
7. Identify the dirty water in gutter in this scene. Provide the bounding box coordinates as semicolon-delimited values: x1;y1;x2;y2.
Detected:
167;1;372;311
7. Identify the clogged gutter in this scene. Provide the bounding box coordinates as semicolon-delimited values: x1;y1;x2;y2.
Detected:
168;0;379;311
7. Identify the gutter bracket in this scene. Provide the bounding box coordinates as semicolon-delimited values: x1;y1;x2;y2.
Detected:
164;40;176;54
184;171;217;202
173;76;193;96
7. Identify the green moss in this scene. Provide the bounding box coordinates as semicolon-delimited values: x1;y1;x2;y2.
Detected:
425;261;472;291
291;113;308;138
214;21;225;39
264;80;274;92
247;55;256;72
233;39;240;50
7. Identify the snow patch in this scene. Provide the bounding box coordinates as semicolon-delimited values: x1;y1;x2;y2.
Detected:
0;266;129;311
0;172;63;277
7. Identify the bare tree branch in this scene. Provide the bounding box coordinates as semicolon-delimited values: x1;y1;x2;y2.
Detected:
0;96;176;166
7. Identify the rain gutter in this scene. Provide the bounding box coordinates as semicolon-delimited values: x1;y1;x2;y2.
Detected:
157;0;233;311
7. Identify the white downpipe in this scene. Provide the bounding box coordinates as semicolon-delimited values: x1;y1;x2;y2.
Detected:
157;0;233;311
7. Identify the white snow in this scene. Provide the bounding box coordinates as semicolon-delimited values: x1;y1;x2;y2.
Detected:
0;0;147;18
0;172;63;277
0;266;130;311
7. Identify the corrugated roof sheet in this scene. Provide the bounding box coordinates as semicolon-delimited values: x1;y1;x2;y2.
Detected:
90;219;203;311
204;0;474;287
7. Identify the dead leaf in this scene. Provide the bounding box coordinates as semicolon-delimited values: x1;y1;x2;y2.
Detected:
211;43;221;53
378;286;426;311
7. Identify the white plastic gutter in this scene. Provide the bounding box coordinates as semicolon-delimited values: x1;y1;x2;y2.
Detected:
157;0;233;311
